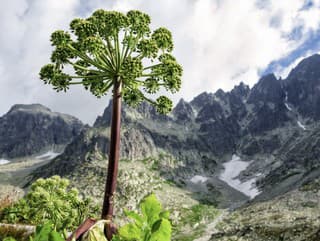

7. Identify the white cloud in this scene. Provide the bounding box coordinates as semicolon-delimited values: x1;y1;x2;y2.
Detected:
1;0;320;124
179;0;298;93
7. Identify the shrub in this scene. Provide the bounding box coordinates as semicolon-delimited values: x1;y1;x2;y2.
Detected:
1;176;98;231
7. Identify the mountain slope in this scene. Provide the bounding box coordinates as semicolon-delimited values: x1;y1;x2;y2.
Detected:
209;179;320;241
0;104;84;158
29;54;320;207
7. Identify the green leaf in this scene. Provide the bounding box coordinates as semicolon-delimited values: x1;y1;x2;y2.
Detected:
111;234;122;241
3;237;17;241
49;231;64;241
159;210;170;219
124;210;144;227
33;223;53;241
118;223;141;241
151;220;162;233
140;194;161;226
117;194;173;241
149;219;171;241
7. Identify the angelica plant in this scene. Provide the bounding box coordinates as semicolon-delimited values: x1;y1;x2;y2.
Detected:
39;9;183;236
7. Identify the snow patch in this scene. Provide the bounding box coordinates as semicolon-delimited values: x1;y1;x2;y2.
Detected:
219;155;261;199
284;103;292;111
36;151;61;160
0;159;10;165
297;121;306;130
284;92;293;111
285;92;289;102
190;175;208;184
285;92;307;131
192;107;199;117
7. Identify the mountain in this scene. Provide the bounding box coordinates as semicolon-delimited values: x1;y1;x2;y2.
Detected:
284;54;320;120
0;104;84;158
0;54;318;240
27;55;320;212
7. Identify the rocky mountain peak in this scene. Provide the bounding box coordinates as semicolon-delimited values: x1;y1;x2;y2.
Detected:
94;100;171;128
93;100;112;127
287;54;320;80
215;89;227;100
172;98;194;123
8;104;51;114
285;54;320;119
190;92;214;110
0;104;84;158
247;73;284;104
231;82;250;99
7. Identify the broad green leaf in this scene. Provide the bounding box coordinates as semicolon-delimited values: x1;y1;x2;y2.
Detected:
149;219;171;241
151;220;162;233
118;223;141;241
118;194;173;241
111;234;122;241
140;194;161;226
159;210;170;219
33;223;52;241
49;231;64;241
124;209;144;227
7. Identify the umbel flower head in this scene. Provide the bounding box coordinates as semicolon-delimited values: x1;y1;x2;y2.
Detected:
39;9;183;114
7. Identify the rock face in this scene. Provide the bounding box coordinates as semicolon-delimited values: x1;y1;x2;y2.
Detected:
285;54;320;120
31;54;320;206
0;104;84;158
172;98;195;123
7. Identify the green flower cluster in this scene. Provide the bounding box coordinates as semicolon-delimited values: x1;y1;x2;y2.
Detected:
1;176;98;232
39;9;183;114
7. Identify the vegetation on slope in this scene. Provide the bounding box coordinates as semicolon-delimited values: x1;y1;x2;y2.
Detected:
210;179;320;241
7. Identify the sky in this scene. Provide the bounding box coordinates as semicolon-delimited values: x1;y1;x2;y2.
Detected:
1;0;320;124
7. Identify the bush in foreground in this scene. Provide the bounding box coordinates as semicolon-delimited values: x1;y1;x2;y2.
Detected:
1;176;98;232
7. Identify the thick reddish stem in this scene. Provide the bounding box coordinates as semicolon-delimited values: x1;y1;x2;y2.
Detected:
101;77;122;221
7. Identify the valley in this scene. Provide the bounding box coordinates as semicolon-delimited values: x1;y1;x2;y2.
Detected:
0;150;60;186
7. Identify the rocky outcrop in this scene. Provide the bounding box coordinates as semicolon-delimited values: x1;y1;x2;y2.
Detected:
172;99;195;123
284;54;320;120
0;104;84;158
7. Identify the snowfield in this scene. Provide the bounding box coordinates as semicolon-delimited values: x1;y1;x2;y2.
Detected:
219;155;261;199
36;151;61;160
190;175;208;184
0;159;10;165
